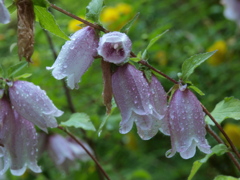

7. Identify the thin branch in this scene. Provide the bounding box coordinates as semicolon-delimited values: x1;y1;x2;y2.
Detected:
50;4;108;33
58;126;111;180
206;125;240;171
202;104;240;160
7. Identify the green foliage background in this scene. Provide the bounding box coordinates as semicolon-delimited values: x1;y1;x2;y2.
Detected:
0;0;240;179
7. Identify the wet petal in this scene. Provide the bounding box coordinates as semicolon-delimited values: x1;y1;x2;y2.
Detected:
167;88;211;159
0;0;10;24
9;80;63;132
98;31;132;64
47;26;99;89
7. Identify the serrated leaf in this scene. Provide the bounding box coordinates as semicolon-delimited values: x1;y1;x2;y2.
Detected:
181;51;217;81
61;113;96;131
120;12;140;33
34;5;70;40
86;0;104;22
188;144;228;180
188;85;205;96
142;30;168;59
8;61;28;77
214;175;240;180
205;97;240;125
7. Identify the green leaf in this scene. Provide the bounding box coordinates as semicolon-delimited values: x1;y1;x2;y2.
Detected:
98;100;117;136
15;73;32;80
61;113;96;131
205;97;240;125
7;2;16;13
8;61;28;78
32;0;49;7
214;175;240;180
188;144;228;180
181;50;217;81
86;0;104;22
188;85;205;96
34;5;70;40
120;12;140;33
142;30;168;59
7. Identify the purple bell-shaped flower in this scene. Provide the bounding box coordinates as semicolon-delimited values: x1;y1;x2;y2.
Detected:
0;97;41;176
166;87;211;159
47;134;92;172
221;0;240;26
47;26;99;89
8;80;63;132
112;64;168;140
0;0;10;24
97;32;132;64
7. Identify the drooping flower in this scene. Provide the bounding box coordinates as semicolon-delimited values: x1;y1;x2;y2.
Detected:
97;32;132;64
47;134;92;172
221;0;240;26
8;80;63;132
0;96;41;176
0;0;10;24
47;26;99;89
112;64;168;140
166;87;211;159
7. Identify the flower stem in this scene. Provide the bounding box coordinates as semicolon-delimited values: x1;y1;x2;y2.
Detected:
202;104;240;160
206;125;240;171
50;3;108;33
58;126;111;180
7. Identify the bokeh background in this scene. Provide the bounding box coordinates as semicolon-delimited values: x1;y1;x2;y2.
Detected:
1;0;240;179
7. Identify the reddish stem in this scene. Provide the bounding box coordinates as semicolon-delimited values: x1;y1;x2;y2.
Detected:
58;126;111;180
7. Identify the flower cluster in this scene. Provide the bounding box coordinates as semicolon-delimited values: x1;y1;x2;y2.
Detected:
47;27;211;159
47;26;131;89
0;80;63;175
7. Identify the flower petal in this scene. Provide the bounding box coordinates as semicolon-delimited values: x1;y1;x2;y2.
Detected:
47;26;99;89
98;32;132;64
0;0;10;24
9;80;63;132
167;88;211;159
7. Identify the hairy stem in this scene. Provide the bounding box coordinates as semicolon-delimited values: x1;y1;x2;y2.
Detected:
58;126;111;180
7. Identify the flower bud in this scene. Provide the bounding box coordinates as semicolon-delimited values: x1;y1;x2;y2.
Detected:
47;26;99;89
97;31;132;64
0;0;10;24
166;88;211;159
112;64;168;140
8;80;63;132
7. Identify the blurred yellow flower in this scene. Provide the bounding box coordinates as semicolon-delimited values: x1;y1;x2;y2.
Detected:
116;3;132;15
31;51;40;67
101;7;120;23
222;123;240;149
68;17;84;33
124;132;138;151
207;40;227;66
100;3;133;30
155;51;168;66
